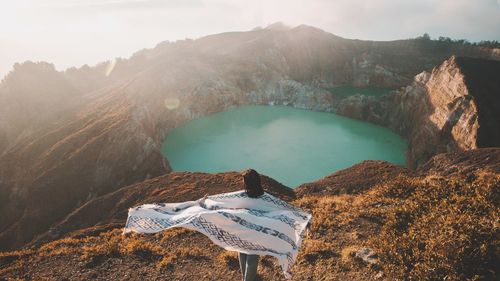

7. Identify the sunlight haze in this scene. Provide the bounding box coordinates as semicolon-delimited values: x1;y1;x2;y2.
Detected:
1;0;499;79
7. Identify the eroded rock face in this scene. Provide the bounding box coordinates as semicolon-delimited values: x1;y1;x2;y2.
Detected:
335;56;500;168
425;58;478;150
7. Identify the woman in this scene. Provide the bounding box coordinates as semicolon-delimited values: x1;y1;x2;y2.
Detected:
238;169;264;281
124;169;311;280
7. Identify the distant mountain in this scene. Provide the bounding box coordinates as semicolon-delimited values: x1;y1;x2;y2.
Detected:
0;24;499;252
0;62;81;153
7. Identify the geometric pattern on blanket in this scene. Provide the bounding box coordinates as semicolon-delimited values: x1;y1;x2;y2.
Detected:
123;190;312;278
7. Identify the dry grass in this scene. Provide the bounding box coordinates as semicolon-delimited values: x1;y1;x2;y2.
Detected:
157;247;207;269
37;237;82;257
0;249;35;277
216;251;239;269
340;245;359;264
79;228;208;268
292;172;499;280
0;171;497;280
0;228;210;275
0;259;26;278
0;248;34;261
159;227;193;244
363;174;499;280
298;239;338;264
80;230;123;261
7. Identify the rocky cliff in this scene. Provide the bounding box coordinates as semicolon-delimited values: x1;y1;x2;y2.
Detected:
336;56;500;168
1;24;499;252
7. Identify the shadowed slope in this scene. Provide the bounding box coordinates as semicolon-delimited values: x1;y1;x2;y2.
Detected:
0;83;170;251
27;171;294;247
454;57;500;147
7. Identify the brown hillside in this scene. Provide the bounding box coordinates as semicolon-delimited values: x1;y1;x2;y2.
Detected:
0;84;170;251
27;171;294;248
295;160;410;197
0;148;498;281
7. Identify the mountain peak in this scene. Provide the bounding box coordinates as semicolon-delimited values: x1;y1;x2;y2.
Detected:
264;22;291;31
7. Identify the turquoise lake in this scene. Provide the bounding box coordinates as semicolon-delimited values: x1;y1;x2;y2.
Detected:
161;105;407;187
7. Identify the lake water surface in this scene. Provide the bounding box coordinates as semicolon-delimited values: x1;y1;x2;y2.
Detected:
161;105;407;187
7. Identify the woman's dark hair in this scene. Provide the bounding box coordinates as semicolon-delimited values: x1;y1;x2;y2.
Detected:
242;169;264;198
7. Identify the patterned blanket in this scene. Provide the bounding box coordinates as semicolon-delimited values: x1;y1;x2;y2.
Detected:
123;190;312;278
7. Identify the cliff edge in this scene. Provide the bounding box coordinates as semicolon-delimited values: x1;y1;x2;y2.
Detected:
336;56;500;168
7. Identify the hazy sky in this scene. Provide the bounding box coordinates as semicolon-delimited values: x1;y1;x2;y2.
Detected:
1;0;499;79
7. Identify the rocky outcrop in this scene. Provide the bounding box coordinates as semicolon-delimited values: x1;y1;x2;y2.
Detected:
335;56;500;168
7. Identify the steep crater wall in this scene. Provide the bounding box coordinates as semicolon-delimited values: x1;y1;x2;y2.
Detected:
0;55;497;252
1;24;499;251
335;56;500;167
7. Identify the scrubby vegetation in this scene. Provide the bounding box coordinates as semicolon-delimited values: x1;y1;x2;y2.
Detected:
0;229;210;278
415;33;500;48
367;173;499;280
0;170;497;280
294;172;499;280
299;172;500;280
